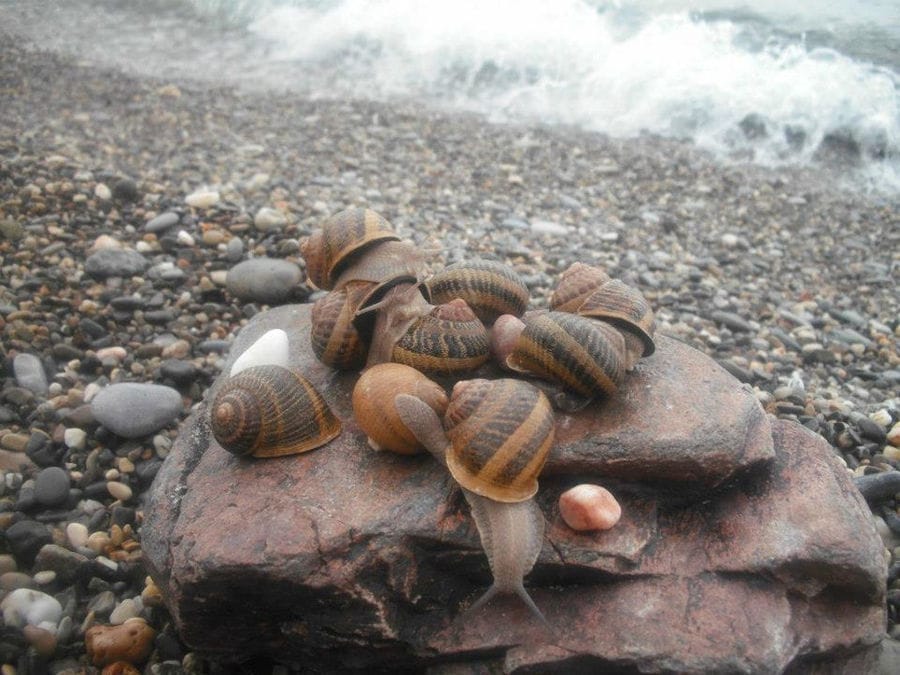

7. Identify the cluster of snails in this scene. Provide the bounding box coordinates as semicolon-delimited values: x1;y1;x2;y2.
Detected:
208;207;657;627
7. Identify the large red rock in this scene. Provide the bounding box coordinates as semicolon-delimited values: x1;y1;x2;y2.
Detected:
143;304;886;672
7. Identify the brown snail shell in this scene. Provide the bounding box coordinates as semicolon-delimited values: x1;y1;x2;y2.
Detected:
504;311;626;398
576;278;656;358
332;239;428;291
310;281;375;370
391;298;490;375
443;378;555;503
210;365;341;457
549;262;611;313
351;363;448;454
424;259;529;325
300;208;399;290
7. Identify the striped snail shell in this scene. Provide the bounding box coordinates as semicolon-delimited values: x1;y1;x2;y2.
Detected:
310;280;376;370
351;363;448;454
332;239;428;291
394;379;553;626
391;298;490;375
576;279;656;360
210;365;341;457
549;262;611;313
300;207;400;290
443;378;555;503
495;311;627;399
423;259;530;325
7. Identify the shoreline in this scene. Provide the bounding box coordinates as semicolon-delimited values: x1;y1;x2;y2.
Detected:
1;29;899;669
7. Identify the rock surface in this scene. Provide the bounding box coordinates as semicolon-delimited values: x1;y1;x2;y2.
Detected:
143;304;887;672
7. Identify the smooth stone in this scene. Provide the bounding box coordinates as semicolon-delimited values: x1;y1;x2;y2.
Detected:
91;384;184;439
145;212;180;233
112;178;139;202
253;207;288;231
0;588;62;629
85;618;156;667
33;544;89;585
107;481;133;502
185;190;220;208
33;467;70;507
225;237;244;263
229;328;290;375
64;428;87;450
225;258;302;305
709;310;755;333
109;598;141;625
13;353;49;395
143;304;882;672
84;249;149;280
66;522;89;549
5;520;53;564
23;624;56;658
855;471;900;503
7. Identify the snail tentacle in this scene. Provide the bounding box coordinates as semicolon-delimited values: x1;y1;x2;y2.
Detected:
393;393;450;464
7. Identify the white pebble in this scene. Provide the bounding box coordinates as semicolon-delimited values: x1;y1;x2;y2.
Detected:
66;522;89;549
230;329;290;376
888;421;900;447
107;481;133;502
33;571;56;586
96;346;127;363
254;207;287;231
869;409;893;428
63;428;87;450
176;229;195;246
94;183;112;201
90;234;122;251
83;382;103;403
135;240;154;253
1;588;63;629
185;190;220;208
109;597;142;625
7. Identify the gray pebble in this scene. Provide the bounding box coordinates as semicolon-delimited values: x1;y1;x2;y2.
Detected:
13;353;48;395
709;310;755;333
854;471;900;503
225;258;302;305
84;249;149;279
145;211;180;233
34;544;89;586
91;383;184;438
33;467;70;507
225;237;244;262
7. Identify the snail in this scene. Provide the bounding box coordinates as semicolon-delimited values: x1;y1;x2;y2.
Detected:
424;259;530;325
558;484;622;532
550;262;656;368
210;364;341;458
491;310;627;400
394;377;554;626
310;280;375;370
300;207;401;290
351;363;449;454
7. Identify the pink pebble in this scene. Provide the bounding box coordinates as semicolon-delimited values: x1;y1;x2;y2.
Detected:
559;484;622;531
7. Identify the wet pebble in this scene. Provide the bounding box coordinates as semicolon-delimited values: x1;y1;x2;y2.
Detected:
85;618;156;667
225;258;302;305
13;353;49;395
854;471;900;503
0;588;62;629
91;383;184;438
84;249;149;280
144;211;180;233
33;466;70;507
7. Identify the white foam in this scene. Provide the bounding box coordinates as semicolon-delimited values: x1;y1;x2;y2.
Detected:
245;0;900;191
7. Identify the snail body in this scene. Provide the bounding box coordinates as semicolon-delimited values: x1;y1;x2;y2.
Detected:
210;365;340;458
394;378;554;627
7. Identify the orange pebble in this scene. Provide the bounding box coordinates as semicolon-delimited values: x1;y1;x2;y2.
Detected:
85;617;156;667
559;484;622;531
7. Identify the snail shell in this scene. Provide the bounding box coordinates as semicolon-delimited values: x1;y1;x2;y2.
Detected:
391;298;490;375
576;278;656;358
424;259;529;325
210;365;341;457
502;311;627;399
300;208;399;290
443;378;555;503
332;239;428;291
310;281;375;370
351;363;448;454
549;262;611;313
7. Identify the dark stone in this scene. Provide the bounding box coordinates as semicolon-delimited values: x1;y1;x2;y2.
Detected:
110;506;135;528
159;359;197;384
854;470;900;503
739;113;768;140
34;543;90;585
708;310;754;333
25;431;62;468
84;249;149;280
144;304;885;672
33;467;70;507
5;519;53;565
112;177;140;203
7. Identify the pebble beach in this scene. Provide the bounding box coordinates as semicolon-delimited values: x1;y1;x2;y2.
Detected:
1;30;899;673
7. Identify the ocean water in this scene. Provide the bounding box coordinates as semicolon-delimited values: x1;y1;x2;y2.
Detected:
3;0;899;193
